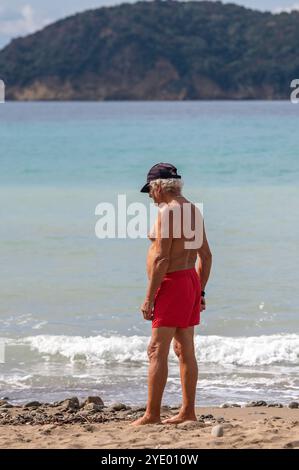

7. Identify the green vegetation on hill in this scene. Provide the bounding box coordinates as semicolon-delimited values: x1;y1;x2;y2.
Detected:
0;1;298;100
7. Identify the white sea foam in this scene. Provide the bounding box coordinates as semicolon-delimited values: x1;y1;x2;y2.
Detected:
9;333;299;366
195;334;299;366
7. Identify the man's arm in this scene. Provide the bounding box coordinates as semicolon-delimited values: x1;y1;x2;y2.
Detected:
141;208;173;321
145;208;173;302
197;220;212;290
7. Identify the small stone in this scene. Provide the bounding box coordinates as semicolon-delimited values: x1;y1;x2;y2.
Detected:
267;403;283;408
284;440;299;449
84;403;103;412
231;404;241;408
245;401;267;407
0;400;8;406
211;425;224;437
122;410;134;417
24;401;41;408
60;397;80;410
201;414;214;419
216;417;225;423
83;424;95;432
288;402;299;409
220;403;230;408
109;403;127;411
0;403;13;409
131;406;146;412
82;396;104;407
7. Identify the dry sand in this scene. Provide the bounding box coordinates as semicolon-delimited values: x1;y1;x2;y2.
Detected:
0;402;299;449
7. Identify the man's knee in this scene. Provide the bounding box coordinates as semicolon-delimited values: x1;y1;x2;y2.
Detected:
173;340;195;361
147;341;169;361
173;340;182;358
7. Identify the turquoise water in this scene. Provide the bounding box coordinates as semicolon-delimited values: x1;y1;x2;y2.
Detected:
0;102;298;405
1;102;298;187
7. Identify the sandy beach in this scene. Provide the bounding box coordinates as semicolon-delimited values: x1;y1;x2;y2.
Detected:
0;398;298;449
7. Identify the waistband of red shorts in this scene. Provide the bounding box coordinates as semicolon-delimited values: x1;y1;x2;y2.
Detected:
164;267;197;279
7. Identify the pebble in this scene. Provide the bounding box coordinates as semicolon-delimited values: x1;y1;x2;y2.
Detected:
109;403;127;412
211;425;224;437
122;410;135;417
83;403;103;412
288;402;299;409
60;397;80;410
82;424;95;432
82;396;104;407
284;440;299;449
220;403;241;408
24;401;42;408
199;414;214;420
245;401;267;407
130;406;146;412
216;417;225;423
161;405;171;410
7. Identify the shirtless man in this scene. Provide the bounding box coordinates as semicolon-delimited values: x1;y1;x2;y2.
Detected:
131;163;212;426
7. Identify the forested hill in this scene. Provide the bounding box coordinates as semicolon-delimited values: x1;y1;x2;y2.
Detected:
0;0;298;100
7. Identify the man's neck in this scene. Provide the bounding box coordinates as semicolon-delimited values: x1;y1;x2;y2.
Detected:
162;193;184;204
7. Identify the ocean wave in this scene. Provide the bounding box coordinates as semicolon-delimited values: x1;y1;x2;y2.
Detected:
6;333;299;367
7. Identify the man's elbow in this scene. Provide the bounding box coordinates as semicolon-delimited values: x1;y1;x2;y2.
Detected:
199;249;212;262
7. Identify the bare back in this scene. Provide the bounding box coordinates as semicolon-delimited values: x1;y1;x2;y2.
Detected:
147;197;202;279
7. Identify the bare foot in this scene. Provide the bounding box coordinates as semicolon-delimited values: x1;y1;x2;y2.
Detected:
130;415;162;426
162;413;197;425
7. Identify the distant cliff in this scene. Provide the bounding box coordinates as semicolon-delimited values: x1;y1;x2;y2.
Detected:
0;1;298;100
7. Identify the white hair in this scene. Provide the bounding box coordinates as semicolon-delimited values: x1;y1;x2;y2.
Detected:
149;178;183;194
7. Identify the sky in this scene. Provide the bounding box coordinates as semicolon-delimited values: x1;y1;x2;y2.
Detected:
0;0;298;49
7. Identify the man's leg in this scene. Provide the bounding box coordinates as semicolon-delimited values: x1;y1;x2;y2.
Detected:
131;326;176;425
163;326;198;424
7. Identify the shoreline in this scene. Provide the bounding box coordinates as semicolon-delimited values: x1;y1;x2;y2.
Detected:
0;397;299;449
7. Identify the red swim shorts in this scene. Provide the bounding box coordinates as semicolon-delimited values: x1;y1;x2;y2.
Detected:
152;267;201;329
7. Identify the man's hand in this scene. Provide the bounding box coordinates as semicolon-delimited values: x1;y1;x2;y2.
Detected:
200;296;206;312
141;299;154;321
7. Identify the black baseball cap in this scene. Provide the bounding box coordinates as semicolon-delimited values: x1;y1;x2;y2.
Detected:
140;163;181;193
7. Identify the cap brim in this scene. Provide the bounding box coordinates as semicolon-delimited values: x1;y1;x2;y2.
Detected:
140;182;150;193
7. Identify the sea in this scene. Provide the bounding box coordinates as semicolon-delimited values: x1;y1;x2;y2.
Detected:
0;101;298;406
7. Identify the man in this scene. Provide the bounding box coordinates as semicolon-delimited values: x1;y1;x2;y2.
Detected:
131;163;212;426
